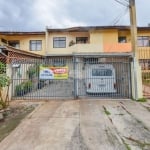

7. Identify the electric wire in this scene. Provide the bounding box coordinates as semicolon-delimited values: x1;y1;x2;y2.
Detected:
109;0;130;25
114;0;129;7
110;6;129;25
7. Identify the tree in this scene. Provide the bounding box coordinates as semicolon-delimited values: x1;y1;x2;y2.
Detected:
0;62;10;109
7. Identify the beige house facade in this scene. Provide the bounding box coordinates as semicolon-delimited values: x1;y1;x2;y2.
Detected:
0;26;150;100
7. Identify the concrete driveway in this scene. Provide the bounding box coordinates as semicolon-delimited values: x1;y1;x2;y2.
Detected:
0;100;150;150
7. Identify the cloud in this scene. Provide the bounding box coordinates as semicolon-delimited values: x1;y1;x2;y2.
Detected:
0;0;149;31
32;0;86;28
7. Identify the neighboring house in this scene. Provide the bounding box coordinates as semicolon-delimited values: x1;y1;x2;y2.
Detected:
0;31;46;56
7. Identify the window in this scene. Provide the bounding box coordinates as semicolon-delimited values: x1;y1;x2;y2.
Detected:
138;36;150;47
8;40;20;49
92;69;112;76
76;37;88;44
118;36;127;43
53;37;66;48
30;40;42;51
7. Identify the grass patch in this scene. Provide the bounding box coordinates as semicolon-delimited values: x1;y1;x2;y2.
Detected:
103;106;111;115
125;136;150;149
121;138;131;150
124;143;131;150
0;106;34;142
137;98;147;102
116;113;124;116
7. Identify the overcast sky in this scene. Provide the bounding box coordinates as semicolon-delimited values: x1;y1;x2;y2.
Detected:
0;0;149;31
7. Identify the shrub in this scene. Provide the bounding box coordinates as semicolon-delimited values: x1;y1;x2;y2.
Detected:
15;81;32;96
0;62;10;109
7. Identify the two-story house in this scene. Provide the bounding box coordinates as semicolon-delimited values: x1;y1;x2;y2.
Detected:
0;26;149;100
0;26;150;59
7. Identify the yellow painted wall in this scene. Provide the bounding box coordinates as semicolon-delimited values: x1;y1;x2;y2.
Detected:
0;35;46;55
47;32;90;55
137;30;150;59
0;35;8;46
90;30;103;44
1;28;150;57
102;29;118;44
118;30;131;43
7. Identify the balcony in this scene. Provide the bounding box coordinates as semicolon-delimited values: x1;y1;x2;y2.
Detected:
48;43;133;55
70;44;103;53
48;43;103;55
137;47;150;59
104;43;132;53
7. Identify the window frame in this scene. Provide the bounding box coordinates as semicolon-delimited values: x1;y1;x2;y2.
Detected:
76;37;88;44
118;36;127;43
29;40;42;51
137;36;150;47
53;37;66;48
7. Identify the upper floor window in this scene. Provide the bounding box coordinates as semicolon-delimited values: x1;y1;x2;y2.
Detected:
118;36;127;43
53;37;66;48
8;40;20;49
138;36;150;47
30;40;42;51
76;37;88;44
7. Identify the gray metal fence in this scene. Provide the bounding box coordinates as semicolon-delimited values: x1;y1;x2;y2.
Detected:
74;55;132;99
11;55;132;100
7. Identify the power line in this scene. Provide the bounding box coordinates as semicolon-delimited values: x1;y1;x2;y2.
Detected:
109;0;130;25
110;7;129;25
114;0;129;7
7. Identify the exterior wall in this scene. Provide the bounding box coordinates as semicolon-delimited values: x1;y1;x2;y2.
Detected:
137;31;150;59
0;27;150;57
102;29;131;52
90;30;103;44
0;35;46;55
0;35;8;46
104;43;132;52
118;30;131;42
103;29;118;44
47;32;103;55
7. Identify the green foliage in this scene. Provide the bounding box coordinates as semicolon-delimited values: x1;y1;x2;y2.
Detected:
103;106;111;115
0;62;10;109
0;62;6;74
137;98;147;102
69;40;75;47
0;75;10;88
15;81;32;96
24;81;32;92
27;64;39;79
142;72;150;85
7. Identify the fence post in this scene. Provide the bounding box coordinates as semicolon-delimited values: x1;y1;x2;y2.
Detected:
131;57;143;100
73;56;78;99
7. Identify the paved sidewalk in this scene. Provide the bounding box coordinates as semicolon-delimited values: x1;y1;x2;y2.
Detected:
0;100;150;150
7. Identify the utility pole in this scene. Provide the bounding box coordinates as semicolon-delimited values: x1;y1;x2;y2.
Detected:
129;0;140;100
129;0;138;58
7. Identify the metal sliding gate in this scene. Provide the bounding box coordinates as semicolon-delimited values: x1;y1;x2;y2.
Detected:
12;55;132;100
